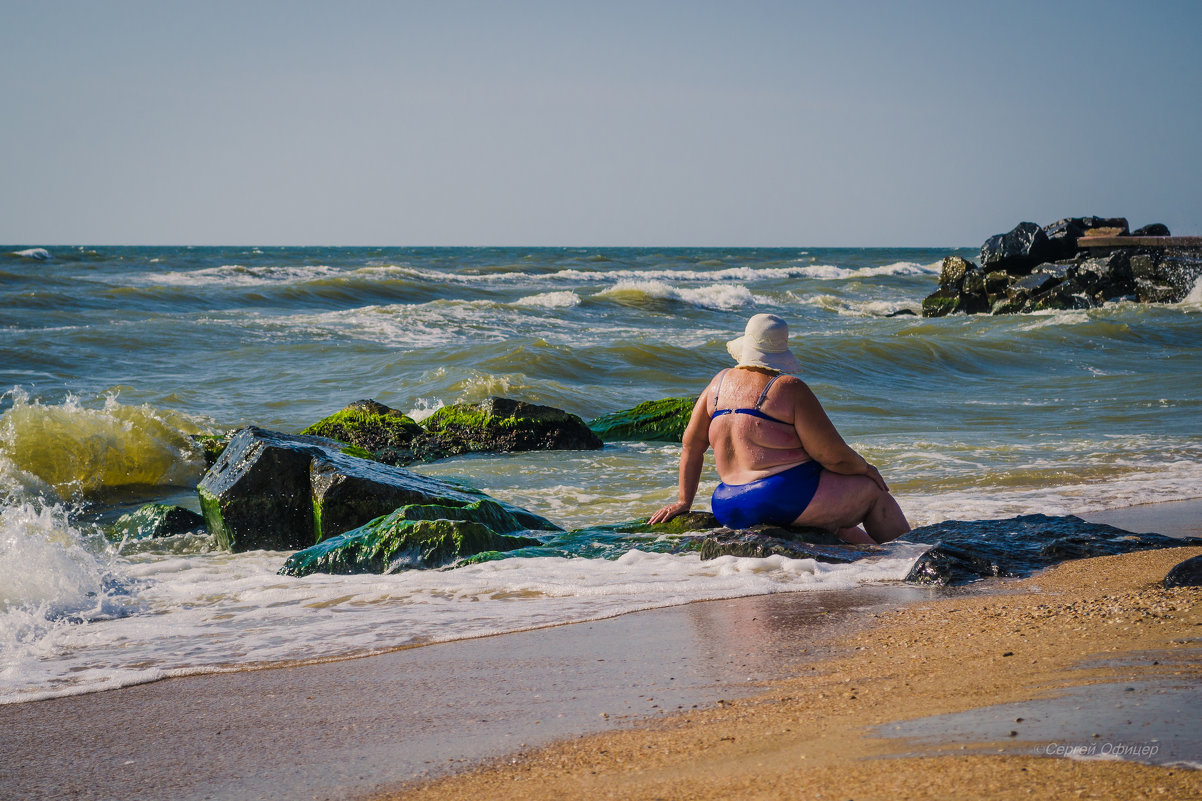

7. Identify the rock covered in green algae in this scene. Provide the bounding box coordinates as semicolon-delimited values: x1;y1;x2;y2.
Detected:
198;427;559;553
107;503;206;541
587;397;695;442
299;399;423;464
279;499;543;576
419;396;602;456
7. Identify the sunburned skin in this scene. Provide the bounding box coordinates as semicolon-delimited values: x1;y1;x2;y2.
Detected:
705;367;814;485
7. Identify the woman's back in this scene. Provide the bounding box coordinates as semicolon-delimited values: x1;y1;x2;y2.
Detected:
706;367;813;484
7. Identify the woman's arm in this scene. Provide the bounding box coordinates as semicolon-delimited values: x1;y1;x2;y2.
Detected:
648;391;712;524
791;380;888;491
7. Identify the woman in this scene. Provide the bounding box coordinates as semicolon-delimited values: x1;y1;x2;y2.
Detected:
648;313;909;544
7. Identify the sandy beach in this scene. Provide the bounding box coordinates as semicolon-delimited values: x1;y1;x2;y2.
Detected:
386;543;1201;801
2;503;1199;801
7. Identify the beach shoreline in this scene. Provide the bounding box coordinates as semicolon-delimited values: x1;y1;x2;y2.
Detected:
1;501;1199;801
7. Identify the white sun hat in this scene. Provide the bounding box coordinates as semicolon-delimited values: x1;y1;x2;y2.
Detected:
725;313;802;373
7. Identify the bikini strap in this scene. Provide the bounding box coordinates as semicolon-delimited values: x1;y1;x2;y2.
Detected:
754;373;784;410
712;369;730;409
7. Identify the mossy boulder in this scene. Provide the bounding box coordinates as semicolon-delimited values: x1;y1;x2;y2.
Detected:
300;399;423;464
279;500;543;576
418;397;602;457
587;397;695;442
197;427;559;553
107;503;206;541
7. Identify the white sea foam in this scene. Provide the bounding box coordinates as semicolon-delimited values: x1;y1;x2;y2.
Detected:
795;293;921;317
512;290;582;308
596;280;759;310
10;248;51;261
0;536;927;704
141;263;343;287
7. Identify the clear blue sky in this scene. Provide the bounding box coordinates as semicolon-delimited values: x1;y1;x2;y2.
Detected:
2;0;1199;246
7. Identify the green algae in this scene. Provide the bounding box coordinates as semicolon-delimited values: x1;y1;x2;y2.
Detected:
300;401;423;457
587;397;694;442
279;499;543;576
419;397;601;456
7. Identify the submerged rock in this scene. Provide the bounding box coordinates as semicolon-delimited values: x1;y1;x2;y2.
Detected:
688;527;878;564
107;503;206;541
418;397;602;457
198;427;558;553
300;399;423;464
279;499;543;576
1163;555;1202;588
903;514;1202;585
587;397;695;442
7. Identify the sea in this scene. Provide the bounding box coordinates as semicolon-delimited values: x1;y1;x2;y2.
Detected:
2;245;1200;705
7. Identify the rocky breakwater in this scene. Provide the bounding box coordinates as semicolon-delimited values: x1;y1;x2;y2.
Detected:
922;217;1202;317
196;427;558;559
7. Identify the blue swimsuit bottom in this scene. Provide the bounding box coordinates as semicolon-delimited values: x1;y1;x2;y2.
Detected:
710;460;824;530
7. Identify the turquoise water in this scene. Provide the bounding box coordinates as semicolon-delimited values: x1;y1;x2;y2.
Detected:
2;245;1200;701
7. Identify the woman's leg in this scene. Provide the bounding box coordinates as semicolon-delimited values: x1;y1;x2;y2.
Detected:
792;472;910;544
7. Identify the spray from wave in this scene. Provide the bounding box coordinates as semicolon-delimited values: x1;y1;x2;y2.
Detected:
0;389;209;502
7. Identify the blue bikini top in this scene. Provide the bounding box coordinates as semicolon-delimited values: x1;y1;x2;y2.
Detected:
709;369;790;425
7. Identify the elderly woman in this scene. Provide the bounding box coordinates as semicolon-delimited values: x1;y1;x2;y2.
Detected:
649;313;910;544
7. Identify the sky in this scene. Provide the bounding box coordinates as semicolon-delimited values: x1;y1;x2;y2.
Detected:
2;0;1200;247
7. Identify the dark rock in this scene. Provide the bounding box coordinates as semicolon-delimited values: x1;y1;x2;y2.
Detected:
1130;252;1163;281
980;222;1056;274
885;308;917;317
962;268;986;296
419;397;603;458
1158;250;1202;300
984;270;1011;294
108;503;206;541
300;400;423;464
690;526;878;563
939;256;974;289
1163;555;1202;588
279;499;543;576
588;397;695;443
198;427;558;553
903;514;1202;585
1043;218;1087;261
1132;223;1171;237
1007;271;1061;302
1077;216;1129;238
1135;279;1179;304
921;286;964;318
192;432;234;467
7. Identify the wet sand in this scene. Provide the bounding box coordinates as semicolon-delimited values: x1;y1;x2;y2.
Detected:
0;584;942;801
382;526;1202;800
2;501;1199;801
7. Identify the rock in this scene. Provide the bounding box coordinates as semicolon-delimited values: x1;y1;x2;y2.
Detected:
192;432;234;467
984;270;1011;294
903;514;1202;585
419;397;602;457
939;256;974;288
588;397;695;443
1135;279;1179;304
1076;216;1129;238
300;399;423;464
108;503;206;541
1132;223;1171;237
1163;555;1202;588
198;427;558;553
980;222;1056;274
921;286;964;318
689;526;878;563
279;499;543;576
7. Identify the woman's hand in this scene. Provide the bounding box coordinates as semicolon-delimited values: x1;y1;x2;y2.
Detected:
649;499;691;525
